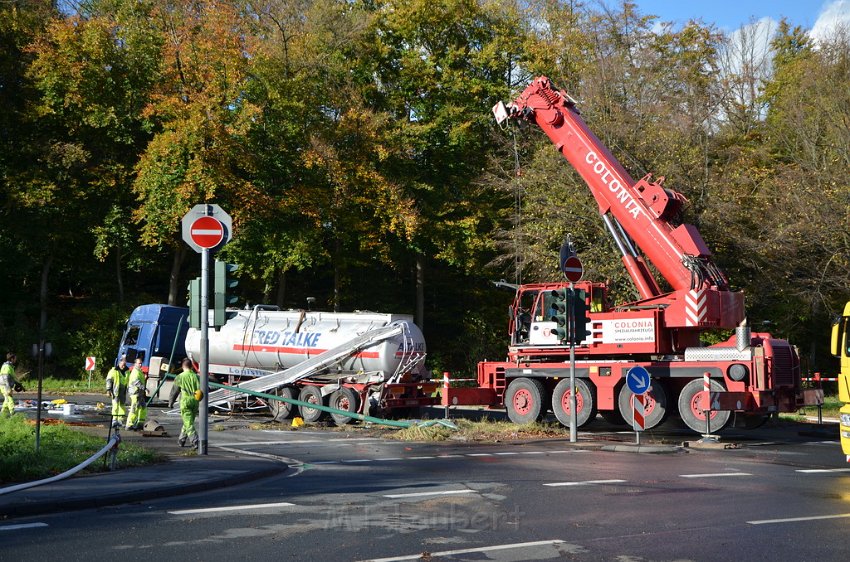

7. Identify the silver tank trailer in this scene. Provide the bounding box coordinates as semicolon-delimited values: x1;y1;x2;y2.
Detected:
185;309;427;381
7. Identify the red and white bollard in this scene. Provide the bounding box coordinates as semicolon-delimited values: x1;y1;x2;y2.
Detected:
443;372;450;419
701;372;715;441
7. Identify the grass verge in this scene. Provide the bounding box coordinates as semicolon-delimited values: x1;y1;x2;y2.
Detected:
0;415;163;484
388;419;567;442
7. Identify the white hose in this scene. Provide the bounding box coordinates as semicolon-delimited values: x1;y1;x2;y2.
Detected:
0;434;120;496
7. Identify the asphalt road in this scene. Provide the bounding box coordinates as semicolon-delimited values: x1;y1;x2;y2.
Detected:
2;405;849;562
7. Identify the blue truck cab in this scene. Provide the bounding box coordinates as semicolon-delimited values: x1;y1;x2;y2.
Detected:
116;304;189;401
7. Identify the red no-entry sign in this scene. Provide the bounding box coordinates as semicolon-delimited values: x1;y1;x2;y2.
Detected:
181;204;232;254
562;255;583;283
189;216;224;249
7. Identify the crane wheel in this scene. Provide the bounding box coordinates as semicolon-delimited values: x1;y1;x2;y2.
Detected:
552;378;597;428
504;378;548;424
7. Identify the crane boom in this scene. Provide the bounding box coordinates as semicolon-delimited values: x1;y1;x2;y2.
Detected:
495;76;743;329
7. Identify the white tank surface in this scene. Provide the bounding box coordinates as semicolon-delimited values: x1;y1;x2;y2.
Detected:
185;308;427;381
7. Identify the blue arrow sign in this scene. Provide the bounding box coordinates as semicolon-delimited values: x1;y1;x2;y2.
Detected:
626;366;651;395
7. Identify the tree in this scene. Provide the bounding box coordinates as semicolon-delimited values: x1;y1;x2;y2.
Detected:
132;0;267;304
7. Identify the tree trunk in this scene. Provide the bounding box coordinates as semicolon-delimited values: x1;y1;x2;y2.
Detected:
276;269;286;309
333;237;340;312
40;255;53;337
415;253;425;332
167;246;187;306
115;242;124;305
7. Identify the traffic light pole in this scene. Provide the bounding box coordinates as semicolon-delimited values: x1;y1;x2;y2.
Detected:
181;203;232;456
568;283;577;443
199;248;210;455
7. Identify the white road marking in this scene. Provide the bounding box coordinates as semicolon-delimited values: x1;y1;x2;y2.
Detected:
382;489;475;499
0;523;48;531
544;479;627;487
290;449;589;466
358;539;568;562
679;472;752;478
748;513;850;525
795;468;850;473
169;501;295;515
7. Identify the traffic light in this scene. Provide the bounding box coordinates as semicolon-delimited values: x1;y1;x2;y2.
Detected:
572;288;591;344
213;259;239;329
188;277;201;330
549;288;569;342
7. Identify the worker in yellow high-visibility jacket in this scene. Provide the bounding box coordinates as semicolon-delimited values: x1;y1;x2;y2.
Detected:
0;352;21;416
105;356;129;428
125;358;148;430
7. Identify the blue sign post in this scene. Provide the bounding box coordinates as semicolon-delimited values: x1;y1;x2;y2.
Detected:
626;366;651;445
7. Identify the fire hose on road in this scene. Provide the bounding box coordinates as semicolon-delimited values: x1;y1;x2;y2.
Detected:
0;433;120;497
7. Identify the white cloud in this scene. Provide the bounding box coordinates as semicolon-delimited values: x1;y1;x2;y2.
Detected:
810;0;850;42
722;17;778;77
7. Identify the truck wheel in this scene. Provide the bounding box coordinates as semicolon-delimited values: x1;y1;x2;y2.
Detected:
299;385;326;423
552;378;596;428
505;378;548;424
330;387;361;426
269;386;297;421
617;381;668;430
677;378;731;433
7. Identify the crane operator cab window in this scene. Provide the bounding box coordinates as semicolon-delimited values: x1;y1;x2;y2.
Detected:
513;290;537;344
590;287;605;313
523;290;561;346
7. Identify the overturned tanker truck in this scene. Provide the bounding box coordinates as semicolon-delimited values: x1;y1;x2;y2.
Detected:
115;304;436;424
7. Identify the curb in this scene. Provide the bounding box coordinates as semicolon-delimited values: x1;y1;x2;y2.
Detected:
600;444;684;454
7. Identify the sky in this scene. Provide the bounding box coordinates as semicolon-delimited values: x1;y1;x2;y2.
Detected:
629;0;850;38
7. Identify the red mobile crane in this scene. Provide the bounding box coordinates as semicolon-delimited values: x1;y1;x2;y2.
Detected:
449;76;805;432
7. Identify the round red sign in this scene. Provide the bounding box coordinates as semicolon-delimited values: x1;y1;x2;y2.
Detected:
190;216;225;249
562;255;583;283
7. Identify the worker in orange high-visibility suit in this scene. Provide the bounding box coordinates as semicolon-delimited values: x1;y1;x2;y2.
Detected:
126;358;148;430
105;357;129;428
168;358;202;448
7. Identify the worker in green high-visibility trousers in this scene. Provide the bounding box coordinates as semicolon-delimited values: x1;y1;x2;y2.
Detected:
169;358;201;448
0;352;21;416
105;356;129;428
125;358;148;431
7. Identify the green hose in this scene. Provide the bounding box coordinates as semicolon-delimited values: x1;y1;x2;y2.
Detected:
162;375;416;429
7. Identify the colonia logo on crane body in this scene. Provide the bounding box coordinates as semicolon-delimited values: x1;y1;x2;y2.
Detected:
584;150;641;219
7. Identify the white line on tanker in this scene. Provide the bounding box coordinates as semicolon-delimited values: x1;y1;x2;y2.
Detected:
357;539;569;562
169;501;296;515
544;479;627;487
679;472;752;478
747;513;850;525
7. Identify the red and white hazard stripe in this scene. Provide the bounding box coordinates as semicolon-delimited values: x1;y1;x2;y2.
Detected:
685;289;707;327
633;394;645;431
